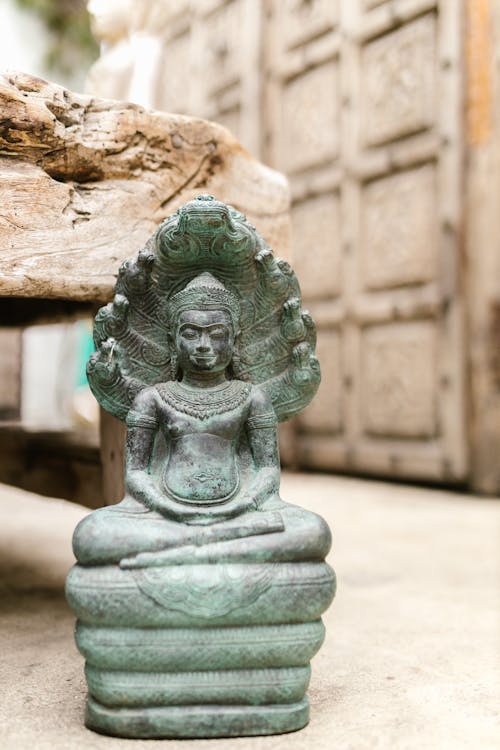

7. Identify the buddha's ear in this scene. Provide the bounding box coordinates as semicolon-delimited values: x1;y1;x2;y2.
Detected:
167;332;178;379
231;329;241;355
230;335;243;379
169;349;179;380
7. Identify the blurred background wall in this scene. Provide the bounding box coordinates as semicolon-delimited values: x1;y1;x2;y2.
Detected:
2;0;500;494
0;0;96;91
83;0;500;494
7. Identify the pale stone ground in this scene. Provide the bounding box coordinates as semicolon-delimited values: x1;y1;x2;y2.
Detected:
0;473;499;750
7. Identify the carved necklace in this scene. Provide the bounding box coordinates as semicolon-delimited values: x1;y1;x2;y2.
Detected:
157;380;251;420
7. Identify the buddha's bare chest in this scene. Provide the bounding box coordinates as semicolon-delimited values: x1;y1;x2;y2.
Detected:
154;381;252;503
155;381;252;440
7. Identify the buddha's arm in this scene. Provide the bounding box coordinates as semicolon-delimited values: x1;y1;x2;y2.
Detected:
124;387;169;513
241;387;281;509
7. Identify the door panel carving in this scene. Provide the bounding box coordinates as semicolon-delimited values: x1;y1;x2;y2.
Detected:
291;193;341;299
280;63;340;173
361;165;438;289
265;0;467;483
361;321;437;438
280;0;339;49
361;14;437;145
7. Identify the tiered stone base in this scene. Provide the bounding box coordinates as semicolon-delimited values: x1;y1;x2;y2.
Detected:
66;561;335;738
86;696;310;738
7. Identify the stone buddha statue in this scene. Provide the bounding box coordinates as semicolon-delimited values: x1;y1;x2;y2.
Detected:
66;195;335;739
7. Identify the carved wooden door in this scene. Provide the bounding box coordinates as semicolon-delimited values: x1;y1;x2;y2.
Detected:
263;0;468;483
155;0;263;158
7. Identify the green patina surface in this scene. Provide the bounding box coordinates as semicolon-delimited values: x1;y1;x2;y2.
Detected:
65;195;335;738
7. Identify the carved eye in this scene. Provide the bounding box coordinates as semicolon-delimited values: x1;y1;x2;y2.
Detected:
210;328;226;339
181;328;198;340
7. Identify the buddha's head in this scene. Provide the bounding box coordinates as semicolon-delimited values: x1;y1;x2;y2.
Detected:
167;273;240;378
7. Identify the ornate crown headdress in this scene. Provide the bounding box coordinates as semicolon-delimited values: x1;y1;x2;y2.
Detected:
168;272;240;331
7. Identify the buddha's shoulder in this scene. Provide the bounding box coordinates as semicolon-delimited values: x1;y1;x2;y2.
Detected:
223;381;274;417
130;385;161;410
245;383;274;413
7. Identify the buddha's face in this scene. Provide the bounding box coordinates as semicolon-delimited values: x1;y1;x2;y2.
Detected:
175;309;234;376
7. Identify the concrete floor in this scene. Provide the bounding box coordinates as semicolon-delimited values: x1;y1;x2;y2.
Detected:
0;473;499;750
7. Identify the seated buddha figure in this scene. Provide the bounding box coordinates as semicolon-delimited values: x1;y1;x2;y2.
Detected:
73;272;330;568
67;196;334;739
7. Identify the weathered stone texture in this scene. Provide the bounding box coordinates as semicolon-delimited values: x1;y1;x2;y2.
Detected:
0;71;289;304
66;195;329;738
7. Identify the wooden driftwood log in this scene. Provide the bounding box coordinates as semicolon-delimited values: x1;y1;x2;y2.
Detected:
0;71;289;307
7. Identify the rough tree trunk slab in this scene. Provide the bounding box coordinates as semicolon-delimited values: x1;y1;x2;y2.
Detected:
0;71;289;304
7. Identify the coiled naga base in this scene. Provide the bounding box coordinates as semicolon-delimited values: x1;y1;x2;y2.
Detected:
66;196;335;738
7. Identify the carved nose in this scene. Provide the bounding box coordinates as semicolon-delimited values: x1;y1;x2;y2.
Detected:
197;333;211;352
